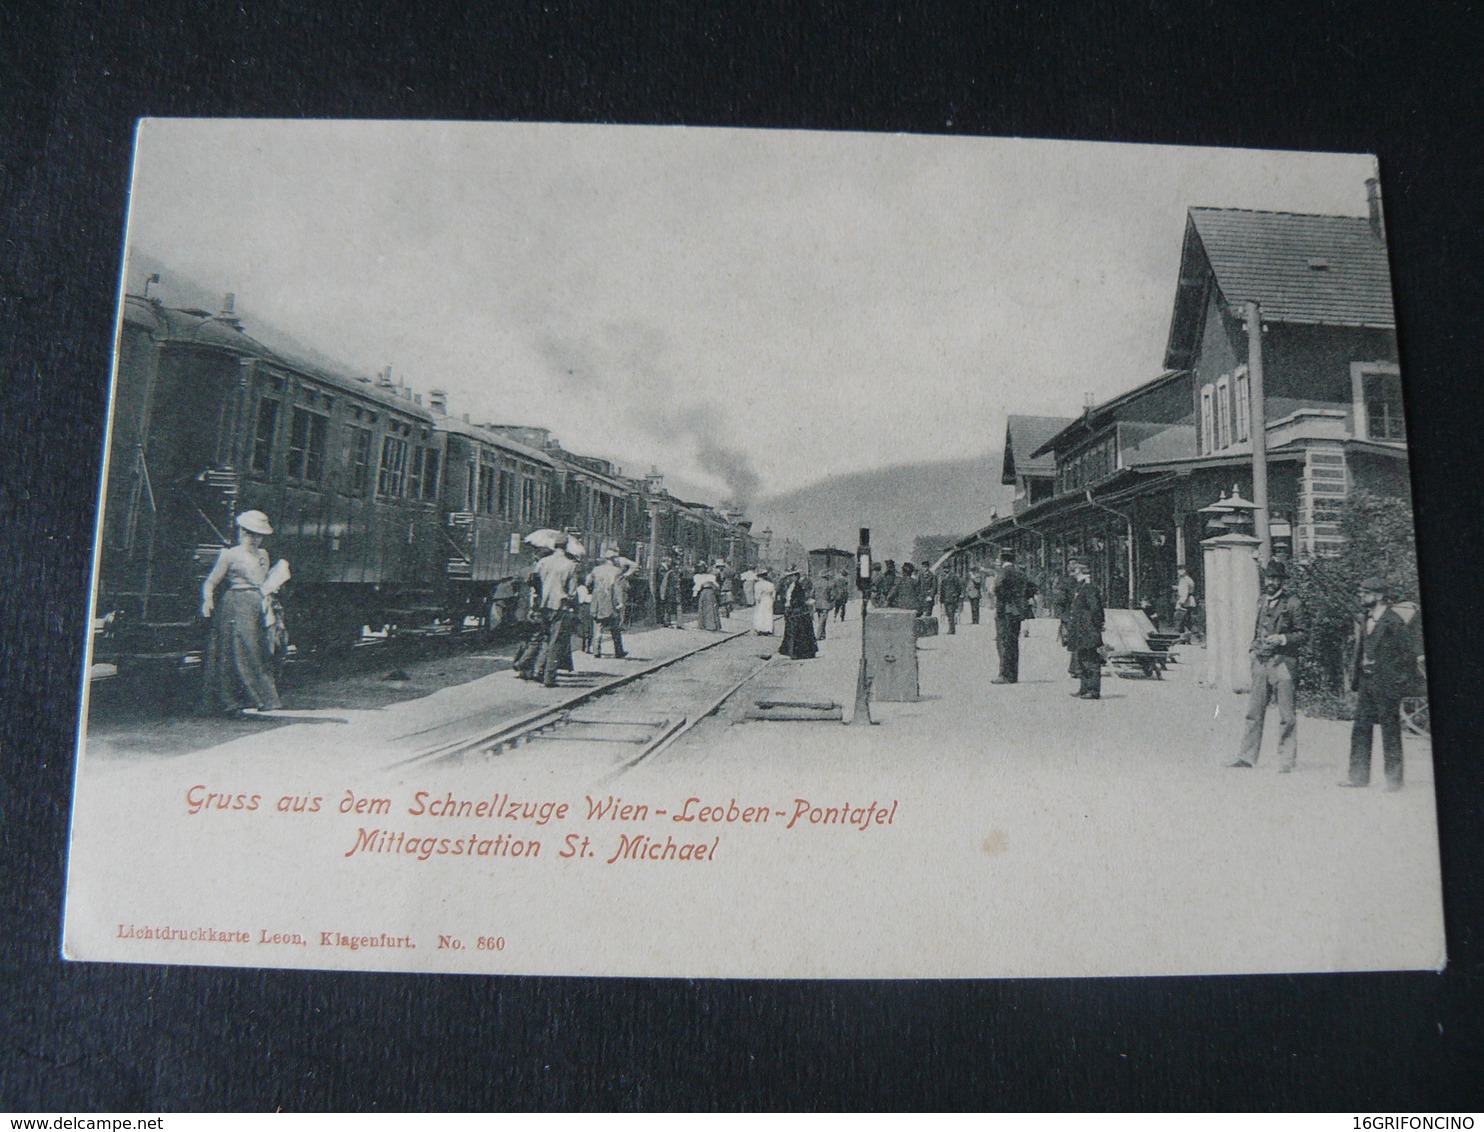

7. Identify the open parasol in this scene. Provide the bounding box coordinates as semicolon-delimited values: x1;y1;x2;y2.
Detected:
523;529;566;550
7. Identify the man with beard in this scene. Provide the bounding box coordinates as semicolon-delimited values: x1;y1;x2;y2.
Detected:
1342;576;1421;791
992;550;1037;684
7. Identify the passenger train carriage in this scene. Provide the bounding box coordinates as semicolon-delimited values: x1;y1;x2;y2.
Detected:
95;289;760;668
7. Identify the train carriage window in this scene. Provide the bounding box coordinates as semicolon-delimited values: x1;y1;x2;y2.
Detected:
498;469;512;519
408;447;422;501
378;435;409;497
350;427;373;493
287;407;329;483
251;398;280;474
521;477;535;524
478;462;496;514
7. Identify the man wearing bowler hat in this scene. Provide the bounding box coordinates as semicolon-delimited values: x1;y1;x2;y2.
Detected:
1230;559;1307;771
1342;576;1421;790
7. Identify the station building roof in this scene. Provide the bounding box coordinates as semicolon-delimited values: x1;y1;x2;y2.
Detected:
1166;208;1396;369
1002;414;1074;483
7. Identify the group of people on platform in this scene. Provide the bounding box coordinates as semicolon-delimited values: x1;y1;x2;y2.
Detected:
748;565;833;662
195;510;1424;793
1227;559;1423;791
512;536;638;686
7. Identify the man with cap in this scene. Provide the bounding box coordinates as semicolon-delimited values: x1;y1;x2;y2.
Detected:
890;562;922;611
874;560;898;609
1230;559;1308;770
992;550;1037;684
918;562;938;618
587;546;630;660
1343;576;1421;790
1062;558;1104;699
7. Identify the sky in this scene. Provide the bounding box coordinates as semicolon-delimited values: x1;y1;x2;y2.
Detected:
123;120;1378;509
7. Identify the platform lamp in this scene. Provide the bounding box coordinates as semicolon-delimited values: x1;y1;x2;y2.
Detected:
847;527;877;725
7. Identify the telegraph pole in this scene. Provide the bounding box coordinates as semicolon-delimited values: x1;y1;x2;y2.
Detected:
1245;300;1271;563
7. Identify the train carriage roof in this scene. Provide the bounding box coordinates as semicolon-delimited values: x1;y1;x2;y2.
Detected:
432;414;556;467
120;294;437;422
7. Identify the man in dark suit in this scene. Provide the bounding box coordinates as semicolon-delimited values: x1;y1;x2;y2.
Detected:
939;569;964;634
992;550;1037;684
1230;559;1307;771
1343;576;1422;791
918;562;937;618
1062;558;1104;699
891;562;922;611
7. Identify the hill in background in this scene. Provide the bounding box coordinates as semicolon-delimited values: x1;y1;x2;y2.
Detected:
753;453;1017;564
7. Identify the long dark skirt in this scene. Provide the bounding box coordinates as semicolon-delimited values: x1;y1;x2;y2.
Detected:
203;589;281;713
779;608;818;659
697;588;722;631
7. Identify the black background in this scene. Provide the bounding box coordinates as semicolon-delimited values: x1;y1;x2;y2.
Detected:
3;1;1482;1111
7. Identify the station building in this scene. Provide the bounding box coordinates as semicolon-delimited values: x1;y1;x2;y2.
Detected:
952;191;1407;620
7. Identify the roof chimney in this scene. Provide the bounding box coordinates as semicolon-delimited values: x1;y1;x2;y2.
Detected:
217;292;242;329
1365;177;1385;242
429;389;448;414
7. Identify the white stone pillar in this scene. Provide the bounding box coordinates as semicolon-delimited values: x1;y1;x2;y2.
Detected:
1201;532;1261;692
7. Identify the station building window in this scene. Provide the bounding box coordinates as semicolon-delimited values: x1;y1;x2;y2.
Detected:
1234;367;1250;442
1216;377;1231;450
1365;373;1406;440
1200;384;1215;455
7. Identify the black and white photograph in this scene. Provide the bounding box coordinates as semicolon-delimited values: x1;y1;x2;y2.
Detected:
59;120;1444;979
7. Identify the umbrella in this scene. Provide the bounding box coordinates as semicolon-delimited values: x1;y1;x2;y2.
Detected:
615;556;638;572
523;529;565;550
565;538;586;557
740;569;759;582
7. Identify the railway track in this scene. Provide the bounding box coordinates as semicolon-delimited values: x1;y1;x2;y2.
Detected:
395;628;777;774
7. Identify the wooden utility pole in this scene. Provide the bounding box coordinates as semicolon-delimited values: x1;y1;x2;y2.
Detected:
1245;300;1271;563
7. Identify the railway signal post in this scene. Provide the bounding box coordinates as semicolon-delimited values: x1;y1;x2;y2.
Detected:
848;527;876;725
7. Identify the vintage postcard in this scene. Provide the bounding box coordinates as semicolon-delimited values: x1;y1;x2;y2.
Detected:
63;121;1444;977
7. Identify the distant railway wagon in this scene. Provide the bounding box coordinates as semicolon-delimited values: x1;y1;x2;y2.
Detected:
94;290;765;665
807;547;854;587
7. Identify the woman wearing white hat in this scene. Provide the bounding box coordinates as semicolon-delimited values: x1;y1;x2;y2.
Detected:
200;510;287;714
